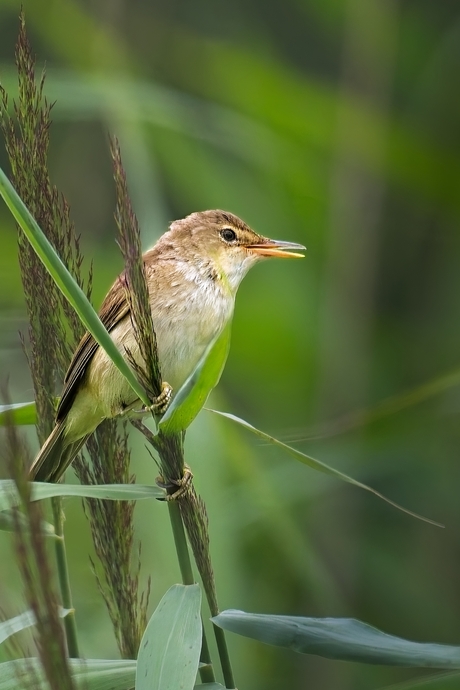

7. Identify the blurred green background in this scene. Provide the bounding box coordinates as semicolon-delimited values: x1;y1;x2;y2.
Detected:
1;0;460;688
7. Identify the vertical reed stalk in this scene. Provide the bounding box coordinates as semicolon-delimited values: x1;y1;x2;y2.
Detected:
51;497;80;658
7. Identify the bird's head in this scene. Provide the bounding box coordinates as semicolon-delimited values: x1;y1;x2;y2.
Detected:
166;210;305;293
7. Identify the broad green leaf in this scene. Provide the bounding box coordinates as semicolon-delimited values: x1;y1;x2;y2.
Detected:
212;611;460;668
159;322;231;434
0;166;150;408
136;584;202;690
0;608;70;645
0;509;55;536
208;410;442;527
0;658;136;690
0;402;37;426
0;480;164;512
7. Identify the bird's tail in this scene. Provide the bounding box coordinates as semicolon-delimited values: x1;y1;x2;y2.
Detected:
29;422;86;483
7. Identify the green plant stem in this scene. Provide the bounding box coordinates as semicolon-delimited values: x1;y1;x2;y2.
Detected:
199;629;215;684
213;625;236;689
51;497;80;658
167;501;215;684
168;501;194;584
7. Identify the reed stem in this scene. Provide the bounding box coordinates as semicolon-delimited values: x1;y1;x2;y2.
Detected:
51;497;80;658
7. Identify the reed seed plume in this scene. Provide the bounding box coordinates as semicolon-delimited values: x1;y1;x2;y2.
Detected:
77;422;150;659
0;12;89;444
110;136;162;401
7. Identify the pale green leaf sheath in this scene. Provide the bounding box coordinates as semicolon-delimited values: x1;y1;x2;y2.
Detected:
136;584;202;690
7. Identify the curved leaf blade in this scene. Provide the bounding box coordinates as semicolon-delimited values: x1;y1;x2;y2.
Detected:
136;584;202;690
0;658;136;690
213;611;460;668
0;480;164;512
0;402;37;426
0;166;150;408
159;323;231;434
209;410;442;527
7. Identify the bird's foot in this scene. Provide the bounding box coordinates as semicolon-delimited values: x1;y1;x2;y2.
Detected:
146;381;173;416
156;464;193;501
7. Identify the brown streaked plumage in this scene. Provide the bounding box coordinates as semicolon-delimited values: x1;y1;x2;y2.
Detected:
29;210;305;482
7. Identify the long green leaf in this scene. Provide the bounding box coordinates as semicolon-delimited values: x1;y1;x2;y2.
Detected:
0;658;136;690
0;608;70;645
0;167;149;408
0;402;37;426
159;323;231;434
0;480;164;512
208;409;442;527
212;611;460;668
136;584;202;690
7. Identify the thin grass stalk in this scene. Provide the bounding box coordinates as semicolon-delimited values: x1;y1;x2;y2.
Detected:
198;623;215;684
51;498;79;658
167;501;194;584
213;627;235;689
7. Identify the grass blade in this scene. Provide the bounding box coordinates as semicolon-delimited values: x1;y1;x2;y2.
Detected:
0;166;150;408
208;409;442;527
0;480;164;511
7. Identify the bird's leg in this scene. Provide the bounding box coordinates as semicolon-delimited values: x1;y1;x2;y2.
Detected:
156;464;193;501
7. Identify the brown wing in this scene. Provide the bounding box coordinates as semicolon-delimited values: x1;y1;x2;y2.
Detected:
56;277;130;421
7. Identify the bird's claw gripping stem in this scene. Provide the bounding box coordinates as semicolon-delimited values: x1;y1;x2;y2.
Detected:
146;381;173;415
156;464;193;501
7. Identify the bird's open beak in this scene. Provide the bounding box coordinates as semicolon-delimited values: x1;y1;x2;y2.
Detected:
248;238;306;259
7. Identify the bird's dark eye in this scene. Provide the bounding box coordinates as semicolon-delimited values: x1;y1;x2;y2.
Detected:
220;228;237;243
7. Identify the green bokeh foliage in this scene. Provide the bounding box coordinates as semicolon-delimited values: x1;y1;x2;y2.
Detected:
1;1;460;688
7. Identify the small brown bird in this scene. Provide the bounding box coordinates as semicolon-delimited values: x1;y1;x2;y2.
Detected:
29;210;305;482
